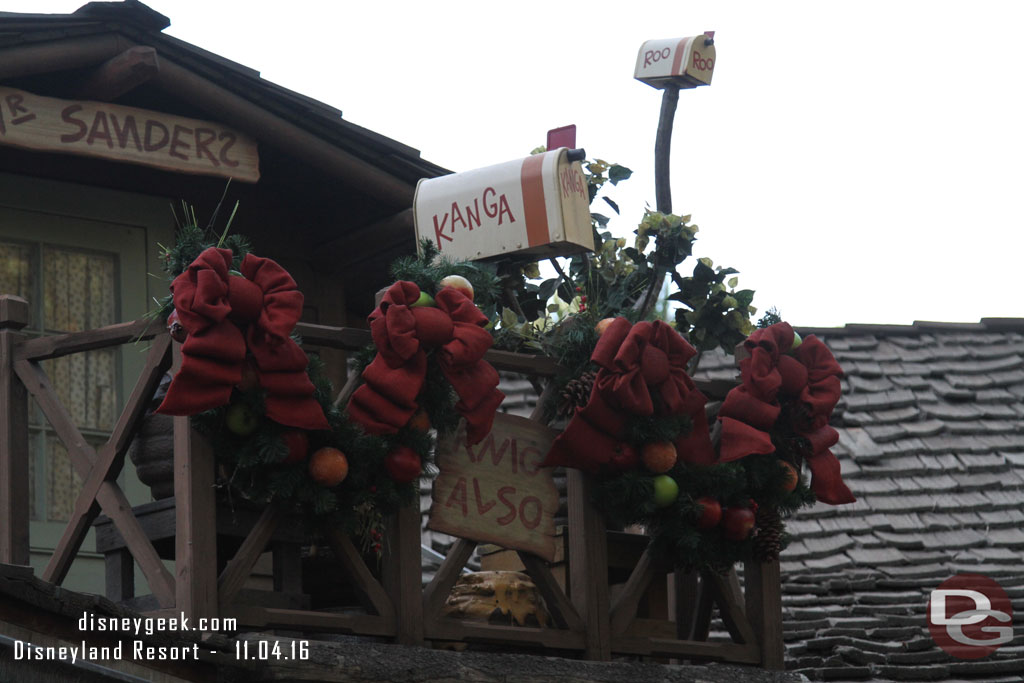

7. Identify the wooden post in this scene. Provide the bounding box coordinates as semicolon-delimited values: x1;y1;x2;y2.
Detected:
174;417;218;620
172;342;218;621
383;502;424;645
105;549;135;603
567;469;611;660
674;569;699;640
0;295;30;566
745;559;784;670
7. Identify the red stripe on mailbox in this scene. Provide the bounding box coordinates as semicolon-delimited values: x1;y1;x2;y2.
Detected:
521;153;549;248
672;36;693;76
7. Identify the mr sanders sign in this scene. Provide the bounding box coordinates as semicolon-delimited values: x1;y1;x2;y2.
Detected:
0;87;259;182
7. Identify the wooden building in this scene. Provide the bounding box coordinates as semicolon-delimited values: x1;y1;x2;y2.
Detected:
0;0;446;594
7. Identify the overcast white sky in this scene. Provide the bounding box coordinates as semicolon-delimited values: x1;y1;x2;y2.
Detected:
8;1;1024;327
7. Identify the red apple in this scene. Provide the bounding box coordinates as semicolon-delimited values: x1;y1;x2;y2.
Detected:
385;446;422;484
438;274;474;301
281;431;309;464
722;507;756;541
695;496;722;529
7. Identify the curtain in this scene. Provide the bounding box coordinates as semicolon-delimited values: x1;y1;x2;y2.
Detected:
1;240;117;522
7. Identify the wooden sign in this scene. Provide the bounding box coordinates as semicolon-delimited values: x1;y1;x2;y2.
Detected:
0;87;259;182
413;148;593;262
429;414;560;561
634;34;716;90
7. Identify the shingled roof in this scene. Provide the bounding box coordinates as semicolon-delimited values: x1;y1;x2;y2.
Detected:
697;318;1024;681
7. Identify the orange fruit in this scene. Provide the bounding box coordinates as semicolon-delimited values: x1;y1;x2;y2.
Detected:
595;317;616;336
406;409;431;432
642;441;677;473
779;460;799;492
309;447;349;487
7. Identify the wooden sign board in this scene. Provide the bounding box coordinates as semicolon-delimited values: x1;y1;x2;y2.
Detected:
429;414;560;561
634;34;716;90
0;87;259;182
413;148;594;262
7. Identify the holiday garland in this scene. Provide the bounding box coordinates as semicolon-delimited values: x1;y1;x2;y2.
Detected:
152;219;502;555
540;315;848;572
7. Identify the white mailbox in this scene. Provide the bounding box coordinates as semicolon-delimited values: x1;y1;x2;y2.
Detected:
414;148;594;261
634;33;716;89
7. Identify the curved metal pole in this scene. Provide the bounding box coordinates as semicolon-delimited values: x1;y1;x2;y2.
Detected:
634;84;680;316
655;84;680;214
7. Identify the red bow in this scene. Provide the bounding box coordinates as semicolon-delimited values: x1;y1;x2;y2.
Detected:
347;281;504;446
544;318;716;474
717;322;854;505
156;247;329;431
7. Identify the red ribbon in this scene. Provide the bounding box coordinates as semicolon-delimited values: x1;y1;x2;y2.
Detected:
717;322;854;505
156;247;329;431
544;318;716;474
347;281;504;446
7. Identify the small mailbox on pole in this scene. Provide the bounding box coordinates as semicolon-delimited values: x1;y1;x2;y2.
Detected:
634;32;716;90
414;147;594;262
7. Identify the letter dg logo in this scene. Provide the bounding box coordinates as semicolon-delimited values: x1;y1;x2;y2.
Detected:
928;574;1013;659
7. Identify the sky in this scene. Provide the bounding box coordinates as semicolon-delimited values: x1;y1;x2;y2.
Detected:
7;1;1023;327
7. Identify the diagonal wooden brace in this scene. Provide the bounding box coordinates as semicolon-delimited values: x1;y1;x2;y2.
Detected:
15;339;176;606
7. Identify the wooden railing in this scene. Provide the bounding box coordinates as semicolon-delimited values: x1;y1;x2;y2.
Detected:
0;293;783;669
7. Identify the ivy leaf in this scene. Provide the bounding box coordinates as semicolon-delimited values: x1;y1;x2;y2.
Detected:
603;196;620;215
693;261;715;283
734;289;755;307
591;213;610;228
728;276;739;289
609;164;633;185
538;278;559;302
501;307;519;329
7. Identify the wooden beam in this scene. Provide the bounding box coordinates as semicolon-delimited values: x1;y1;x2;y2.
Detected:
293;323;371;351
674;569;700;640
567;469;611;660
15;318;158;362
71;46;159;102
314;209;414;269
609;545;658;635
0;34;125;81
14;357;176;604
218;505;282;607
152;59;417;206
174;382;218;619
223;605;395;637
323;526;394;619
745;559;785;670
517;550;584;632
424;617;585;650
382;503;424;645
422;537;475;621
611;635;761;664
704;568;759;648
41;334;171;584
0;295;29;565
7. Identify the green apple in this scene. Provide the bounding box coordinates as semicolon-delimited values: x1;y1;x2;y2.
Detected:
225;402;259;437
652;474;679;508
411;291;436;307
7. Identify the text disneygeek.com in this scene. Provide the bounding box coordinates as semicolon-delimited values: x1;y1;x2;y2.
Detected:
11;611;310;663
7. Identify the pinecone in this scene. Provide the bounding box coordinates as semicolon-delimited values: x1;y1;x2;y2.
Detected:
753;505;783;562
557;370;597;418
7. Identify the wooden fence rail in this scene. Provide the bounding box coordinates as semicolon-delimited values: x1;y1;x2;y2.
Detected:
0;293;783;669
